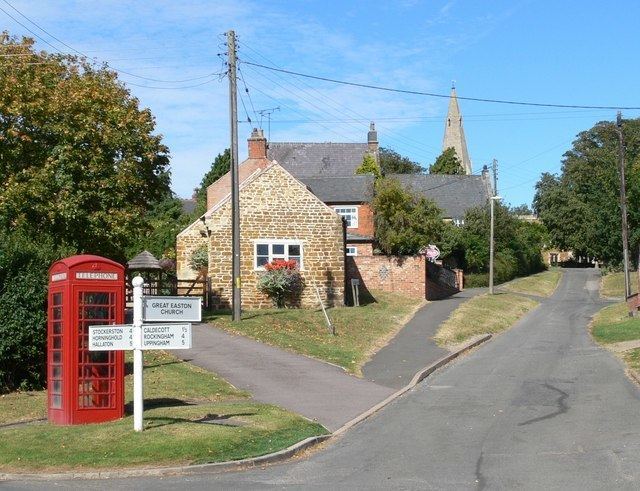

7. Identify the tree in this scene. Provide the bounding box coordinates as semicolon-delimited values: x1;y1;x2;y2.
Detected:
355;153;381;178
511;204;534;215
0;34;171;261
125;191;193;261
429;148;464;175
0;34;172;391
378;147;423;175
193;148;231;215
533;118;640;265
372;178;444;255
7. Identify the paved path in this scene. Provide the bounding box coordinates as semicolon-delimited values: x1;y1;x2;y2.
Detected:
179;325;394;432
363;287;485;388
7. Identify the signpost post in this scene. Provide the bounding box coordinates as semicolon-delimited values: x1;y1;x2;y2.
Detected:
88;275;201;432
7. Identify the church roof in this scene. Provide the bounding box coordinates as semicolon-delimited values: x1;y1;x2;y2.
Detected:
442;87;472;175
268;142;369;177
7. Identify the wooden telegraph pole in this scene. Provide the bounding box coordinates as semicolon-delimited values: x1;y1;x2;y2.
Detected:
616;112;632;301
227;30;242;321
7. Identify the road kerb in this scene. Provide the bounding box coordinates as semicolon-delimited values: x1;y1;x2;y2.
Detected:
0;334;492;481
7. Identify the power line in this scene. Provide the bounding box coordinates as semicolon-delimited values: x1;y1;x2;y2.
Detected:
241;60;640;110
238;40;442;157
0;0;215;85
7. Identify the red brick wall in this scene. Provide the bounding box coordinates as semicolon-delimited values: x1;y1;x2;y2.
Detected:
328;203;374;237
346;255;426;299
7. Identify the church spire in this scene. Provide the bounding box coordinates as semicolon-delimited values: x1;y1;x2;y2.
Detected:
442;85;472;174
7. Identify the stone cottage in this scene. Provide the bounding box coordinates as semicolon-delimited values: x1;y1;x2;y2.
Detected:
176;129;345;309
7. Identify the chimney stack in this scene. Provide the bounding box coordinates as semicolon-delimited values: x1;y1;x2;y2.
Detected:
248;127;267;159
367;121;379;159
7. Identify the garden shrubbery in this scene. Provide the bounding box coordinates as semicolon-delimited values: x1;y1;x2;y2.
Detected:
257;260;303;308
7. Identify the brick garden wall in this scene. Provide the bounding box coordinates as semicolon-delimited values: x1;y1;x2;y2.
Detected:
346;255;427;300
346;255;463;303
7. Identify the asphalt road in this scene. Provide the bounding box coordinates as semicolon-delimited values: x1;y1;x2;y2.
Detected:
9;268;640;490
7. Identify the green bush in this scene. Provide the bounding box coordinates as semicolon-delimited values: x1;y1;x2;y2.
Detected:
188;244;209;273
0;232;73;392
257;260;303;308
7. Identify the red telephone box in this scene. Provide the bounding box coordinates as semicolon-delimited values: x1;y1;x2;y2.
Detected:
47;255;125;425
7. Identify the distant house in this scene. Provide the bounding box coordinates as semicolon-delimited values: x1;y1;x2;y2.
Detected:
176;129;345;309
390;172;493;226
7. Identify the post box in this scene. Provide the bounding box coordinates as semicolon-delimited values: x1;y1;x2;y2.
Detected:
47;255;125;425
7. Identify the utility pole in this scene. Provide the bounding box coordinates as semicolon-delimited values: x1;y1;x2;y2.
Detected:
617;112;632;301
227;30;241;321
489;161;499;295
492;158;498;196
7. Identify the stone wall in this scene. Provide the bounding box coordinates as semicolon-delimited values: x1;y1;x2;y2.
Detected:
176;221;207;280
179;163;345;309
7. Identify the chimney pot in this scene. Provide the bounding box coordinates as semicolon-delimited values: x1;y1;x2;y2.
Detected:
248;127;268;159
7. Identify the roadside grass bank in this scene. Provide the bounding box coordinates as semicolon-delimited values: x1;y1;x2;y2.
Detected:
502;269;562;297
0;351;326;472
601;271;639;298
435;293;539;347
205;291;423;376
591;302;640;345
590;302;640;382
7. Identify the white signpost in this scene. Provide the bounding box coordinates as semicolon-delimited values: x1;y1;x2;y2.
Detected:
142;296;201;322
87;276;201;432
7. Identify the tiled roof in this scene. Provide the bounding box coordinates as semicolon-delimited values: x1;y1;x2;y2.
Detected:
301;175;375;203
268;142;369;177
389;174;491;219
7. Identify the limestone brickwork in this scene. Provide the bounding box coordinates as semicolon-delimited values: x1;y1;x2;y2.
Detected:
177;162;345;309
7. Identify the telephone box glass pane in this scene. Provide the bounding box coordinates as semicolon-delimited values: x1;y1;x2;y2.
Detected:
77;291;117;409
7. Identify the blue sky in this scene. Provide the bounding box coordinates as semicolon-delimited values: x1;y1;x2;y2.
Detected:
4;0;640;207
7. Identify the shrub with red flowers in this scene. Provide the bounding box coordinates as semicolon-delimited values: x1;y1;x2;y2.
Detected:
258;259;303;308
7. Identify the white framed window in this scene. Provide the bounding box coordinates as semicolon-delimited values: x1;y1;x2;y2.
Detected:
453;218;465;227
334;206;359;228
346;246;358;256
254;240;303;270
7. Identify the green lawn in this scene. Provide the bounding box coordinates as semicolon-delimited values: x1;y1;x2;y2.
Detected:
0;351;326;472
502;269;562;297
206;291;423;375
435;293;539;346
601;271;639;298
591;302;640;344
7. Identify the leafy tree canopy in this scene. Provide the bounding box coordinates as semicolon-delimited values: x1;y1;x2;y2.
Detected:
0;34;171;261
378;147;423;175
429;147;464;175
355;153;382;178
194;148;231;215
533;118;640;265
372;178;444;255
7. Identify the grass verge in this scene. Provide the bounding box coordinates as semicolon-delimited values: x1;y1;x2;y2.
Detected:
435;293;539;346
590;301;640;384
502;269;562;297
205;291;423;375
601;271;639;298
591;302;640;345
0;351;326;472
